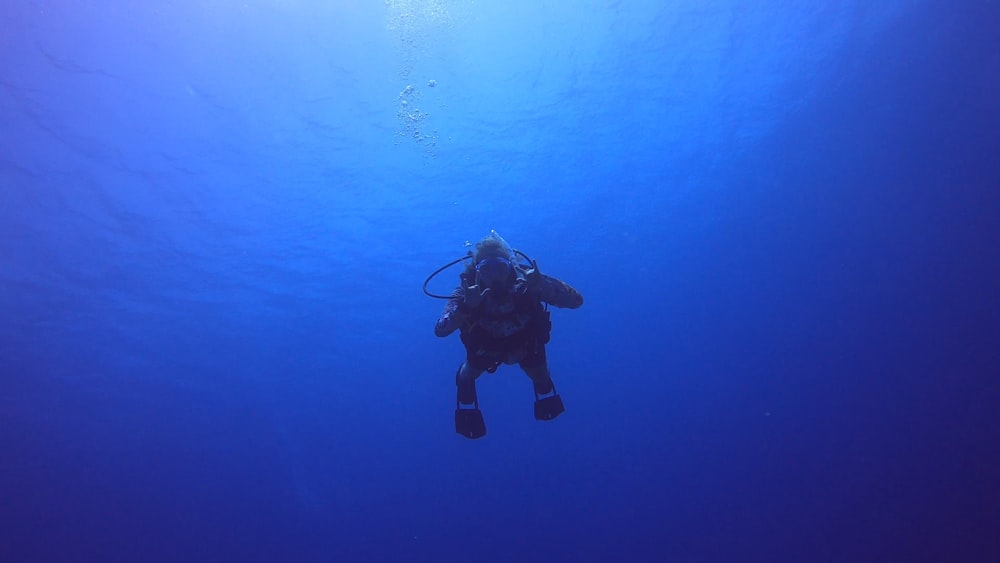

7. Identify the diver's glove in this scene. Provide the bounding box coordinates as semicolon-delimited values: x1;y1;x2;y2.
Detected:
462;281;491;309
523;259;542;292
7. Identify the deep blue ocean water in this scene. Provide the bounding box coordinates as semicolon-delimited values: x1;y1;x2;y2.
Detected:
2;1;998;561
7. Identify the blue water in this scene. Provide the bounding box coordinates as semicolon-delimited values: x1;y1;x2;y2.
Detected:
2;1;998;561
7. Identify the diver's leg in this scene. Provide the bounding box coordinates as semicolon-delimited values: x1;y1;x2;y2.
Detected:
456;361;486;406
520;345;555;395
520;344;564;421
455;361;488;439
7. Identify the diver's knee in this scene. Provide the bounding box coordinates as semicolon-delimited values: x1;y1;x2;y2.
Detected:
456;362;484;385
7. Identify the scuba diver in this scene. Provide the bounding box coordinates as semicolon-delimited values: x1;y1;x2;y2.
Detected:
424;230;584;439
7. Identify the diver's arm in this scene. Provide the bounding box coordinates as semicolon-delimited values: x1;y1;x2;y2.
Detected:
536;274;583;309
434;287;468;337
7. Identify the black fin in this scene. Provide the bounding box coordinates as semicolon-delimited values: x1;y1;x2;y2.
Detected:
455;408;487;439
534;394;565;421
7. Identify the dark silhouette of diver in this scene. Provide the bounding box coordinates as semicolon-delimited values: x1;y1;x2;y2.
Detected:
424;231;583;439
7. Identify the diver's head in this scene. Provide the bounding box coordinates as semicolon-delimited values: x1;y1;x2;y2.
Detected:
472;230;515;289
475;255;513;288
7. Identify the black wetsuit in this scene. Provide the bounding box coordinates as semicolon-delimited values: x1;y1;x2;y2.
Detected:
434;267;583;372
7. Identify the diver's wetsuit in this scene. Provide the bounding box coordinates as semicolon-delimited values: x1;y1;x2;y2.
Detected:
435;268;583;403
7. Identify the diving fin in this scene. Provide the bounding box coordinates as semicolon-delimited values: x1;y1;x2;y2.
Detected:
455;408;487;439
534;393;565;421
